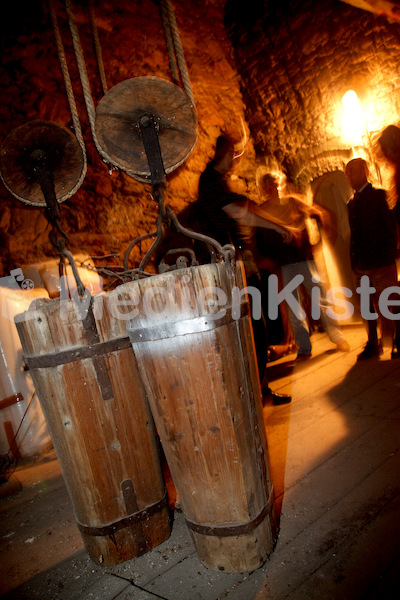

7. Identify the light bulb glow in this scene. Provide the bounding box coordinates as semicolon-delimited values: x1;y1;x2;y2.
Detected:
342;90;366;146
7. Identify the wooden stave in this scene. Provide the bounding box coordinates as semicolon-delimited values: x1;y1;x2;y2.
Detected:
14;296;171;566
112;262;278;572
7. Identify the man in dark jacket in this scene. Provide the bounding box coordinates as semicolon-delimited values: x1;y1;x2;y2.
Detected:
345;157;400;359
191;135;292;404
194;136;290;249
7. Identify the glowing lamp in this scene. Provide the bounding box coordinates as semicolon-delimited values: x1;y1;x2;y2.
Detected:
342;90;366;146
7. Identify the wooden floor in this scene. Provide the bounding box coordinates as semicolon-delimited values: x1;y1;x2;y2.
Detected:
1;323;399;599
260;323;400;599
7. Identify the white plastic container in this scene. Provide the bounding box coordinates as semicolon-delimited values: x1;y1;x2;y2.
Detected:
0;275;51;458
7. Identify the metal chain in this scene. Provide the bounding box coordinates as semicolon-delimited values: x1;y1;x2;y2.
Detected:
123;183;235;273
41;0;88;295
46;205;86;297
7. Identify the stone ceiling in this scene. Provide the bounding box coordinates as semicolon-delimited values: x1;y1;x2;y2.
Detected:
225;0;400;187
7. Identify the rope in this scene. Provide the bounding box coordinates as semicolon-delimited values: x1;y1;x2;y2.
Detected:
64;0;101;151
88;0;108;95
160;2;180;86
64;0;141;178
48;0;87;199
160;0;195;105
64;0;195;168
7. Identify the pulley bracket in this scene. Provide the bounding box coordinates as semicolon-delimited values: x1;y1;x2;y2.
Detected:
138;113;166;188
0;120;86;296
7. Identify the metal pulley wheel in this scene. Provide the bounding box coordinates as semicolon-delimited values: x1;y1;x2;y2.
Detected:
95;76;197;182
0;120;85;206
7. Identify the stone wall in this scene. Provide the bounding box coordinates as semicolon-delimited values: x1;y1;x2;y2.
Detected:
226;0;400;188
0;0;253;280
1;0;400;281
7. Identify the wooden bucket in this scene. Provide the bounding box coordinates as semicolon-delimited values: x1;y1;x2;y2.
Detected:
14;293;171;566
110;261;277;573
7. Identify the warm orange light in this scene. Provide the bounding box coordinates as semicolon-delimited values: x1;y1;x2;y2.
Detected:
342;90;366;146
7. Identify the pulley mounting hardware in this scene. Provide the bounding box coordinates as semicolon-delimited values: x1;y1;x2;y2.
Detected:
138;112;166;187
94;76;197;183
0;120;86;295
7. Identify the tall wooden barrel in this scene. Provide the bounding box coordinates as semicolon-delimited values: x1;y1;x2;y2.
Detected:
14;294;171;566
110;261;277;573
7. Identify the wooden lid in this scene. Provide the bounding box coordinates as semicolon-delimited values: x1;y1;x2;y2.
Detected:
0;120;85;207
95;77;197;182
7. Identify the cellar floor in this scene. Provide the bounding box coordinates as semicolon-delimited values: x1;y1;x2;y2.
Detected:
1;322;399;600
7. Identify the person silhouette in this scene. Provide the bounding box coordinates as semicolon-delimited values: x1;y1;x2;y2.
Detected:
191;135;292;403
345;157;400;359
255;172;350;360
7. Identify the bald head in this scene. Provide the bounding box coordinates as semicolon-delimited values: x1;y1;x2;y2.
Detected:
345;158;369;192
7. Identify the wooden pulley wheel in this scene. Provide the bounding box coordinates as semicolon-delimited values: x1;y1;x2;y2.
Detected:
95;77;197;182
0;120;85;207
